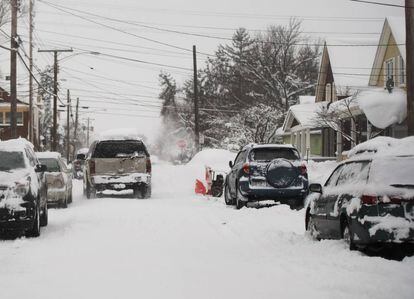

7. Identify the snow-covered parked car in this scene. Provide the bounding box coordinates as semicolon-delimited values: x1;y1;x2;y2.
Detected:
83;137;152;199
36;152;73;208
224;144;308;209
72;147;89;179
305;138;414;250
0;139;48;237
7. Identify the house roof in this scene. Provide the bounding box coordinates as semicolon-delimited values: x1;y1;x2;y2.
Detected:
324;37;378;88
369;17;405;86
282;97;327;132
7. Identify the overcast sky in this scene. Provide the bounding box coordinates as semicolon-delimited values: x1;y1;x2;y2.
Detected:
0;0;405;143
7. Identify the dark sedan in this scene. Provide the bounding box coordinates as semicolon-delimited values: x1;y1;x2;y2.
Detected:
306;154;414;250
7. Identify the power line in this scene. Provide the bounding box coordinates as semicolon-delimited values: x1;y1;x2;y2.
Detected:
350;0;413;8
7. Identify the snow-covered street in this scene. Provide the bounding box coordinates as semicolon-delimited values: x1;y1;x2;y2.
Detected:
0;162;413;299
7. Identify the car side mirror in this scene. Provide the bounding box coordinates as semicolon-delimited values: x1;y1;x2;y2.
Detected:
229;161;233;168
35;164;47;173
309;183;322;193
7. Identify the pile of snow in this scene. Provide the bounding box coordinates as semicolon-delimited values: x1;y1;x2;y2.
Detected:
187;148;236;172
348;136;414;157
359;89;407;129
96;128;144;142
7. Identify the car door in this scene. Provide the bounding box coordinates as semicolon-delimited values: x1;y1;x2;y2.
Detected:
325;161;371;238
228;151;245;197
312;164;344;238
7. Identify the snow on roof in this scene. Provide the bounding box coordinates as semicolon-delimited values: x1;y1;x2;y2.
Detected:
35;151;62;159
386;17;405;60
348;136;414;158
324;37;378;88
96;128;143;142
289;100;326;128
358;88;406;129
0;138;33;151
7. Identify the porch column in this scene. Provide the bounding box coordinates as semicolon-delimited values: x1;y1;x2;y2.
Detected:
351;118;357;147
295;132;299;149
336;130;343;162
290;132;294;145
306;128;311;158
301;129;306;156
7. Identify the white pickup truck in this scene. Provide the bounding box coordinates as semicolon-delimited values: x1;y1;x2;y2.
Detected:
83;138;152;199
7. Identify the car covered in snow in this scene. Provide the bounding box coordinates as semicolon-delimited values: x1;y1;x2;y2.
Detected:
0;139;48;237
36;152;73;208
224;144;308;209
306;151;414;250
83;137;151;199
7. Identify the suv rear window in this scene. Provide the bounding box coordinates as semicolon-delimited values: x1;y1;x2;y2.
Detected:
39;158;61;172
92;141;148;158
0;151;25;170
249;148;300;162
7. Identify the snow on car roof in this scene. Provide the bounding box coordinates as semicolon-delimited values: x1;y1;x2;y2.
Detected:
0;138;34;152
246;143;296;150
347;136;414;159
96;128;143;142
35;151;62;159
76;148;89;155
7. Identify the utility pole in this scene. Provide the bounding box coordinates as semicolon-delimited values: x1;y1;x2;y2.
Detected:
74;97;79;152
10;0;18;138
193;45;200;152
86;117;90;147
406;0;414;135
38;48;73;150
28;0;34;143
66;89;71;162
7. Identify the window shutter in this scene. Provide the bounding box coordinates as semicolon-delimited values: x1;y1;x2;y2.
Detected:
392;57;396;85
383;61;387;88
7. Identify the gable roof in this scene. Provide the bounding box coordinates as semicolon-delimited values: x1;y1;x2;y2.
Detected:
282;97;327;132
369;17;405;86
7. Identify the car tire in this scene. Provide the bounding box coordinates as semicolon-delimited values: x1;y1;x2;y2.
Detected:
306;214;319;240
26;202;41;238
68;190;73;204
86;181;96;199
224;184;234;206
133;186;143;199
235;184;246;210
40;202;48;227
143;185;152;199
342;219;357;251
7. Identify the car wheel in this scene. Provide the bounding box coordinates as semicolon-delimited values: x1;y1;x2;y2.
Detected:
306;214;319;240
86;182;96;199
68;190;73;204
40;202;48;227
342;219;357;251
143;185;152;199
26;202;40;237
133;186;143;199
235;184;246;210
224;184;234;206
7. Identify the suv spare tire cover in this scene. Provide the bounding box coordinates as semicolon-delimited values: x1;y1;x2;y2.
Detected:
266;158;298;188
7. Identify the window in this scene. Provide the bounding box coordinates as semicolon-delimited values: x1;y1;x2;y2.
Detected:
385;59;394;81
0;151;26;170
336;161;371;186
325;164;344;187
39;158;61;172
234;151;246;165
0;112;3;125
4;112;23;126
92;141;148;158
249;147;300;162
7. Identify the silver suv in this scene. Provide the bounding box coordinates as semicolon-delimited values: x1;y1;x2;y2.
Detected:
83;138;152;199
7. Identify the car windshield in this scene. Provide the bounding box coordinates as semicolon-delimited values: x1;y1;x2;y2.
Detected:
92;141;147;158
0;151;25;171
39;158;61;172
250;148;300;162
369;157;414;187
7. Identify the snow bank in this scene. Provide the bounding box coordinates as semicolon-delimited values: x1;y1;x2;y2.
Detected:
348;136;414;157
359;89;406;129
187;148;236;172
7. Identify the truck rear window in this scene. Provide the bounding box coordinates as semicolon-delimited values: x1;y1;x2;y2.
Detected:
92;141;148;158
249;148;300;162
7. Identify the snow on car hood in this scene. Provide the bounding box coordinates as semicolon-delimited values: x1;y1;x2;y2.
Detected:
0;169;31;188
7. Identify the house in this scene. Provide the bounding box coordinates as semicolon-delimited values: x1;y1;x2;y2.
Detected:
279;96;327;158
0;87;33;143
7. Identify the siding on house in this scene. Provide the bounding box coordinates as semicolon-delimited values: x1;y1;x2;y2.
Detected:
376;34;404;88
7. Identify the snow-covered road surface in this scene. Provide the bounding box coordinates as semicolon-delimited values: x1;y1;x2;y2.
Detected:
0;163;413;299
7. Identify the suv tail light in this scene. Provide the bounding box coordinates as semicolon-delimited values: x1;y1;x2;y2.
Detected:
300;164;307;175
146;158;152;174
89;160;95;175
361;195;378;205
242;163;250;175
